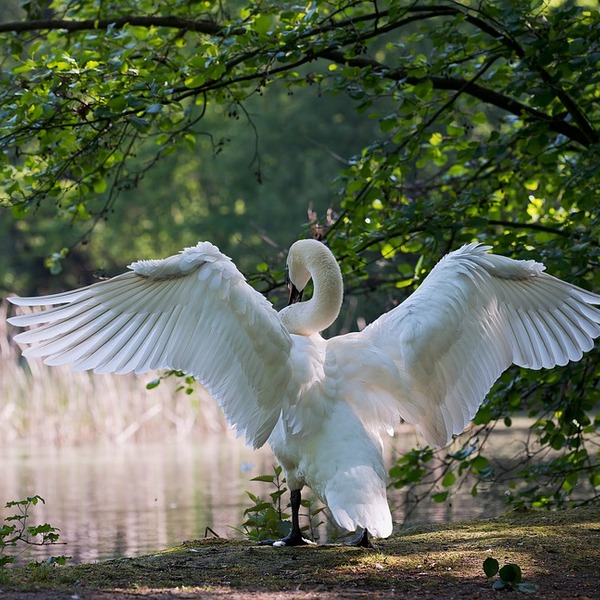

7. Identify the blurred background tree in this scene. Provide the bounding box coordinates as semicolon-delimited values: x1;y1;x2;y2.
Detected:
0;0;598;511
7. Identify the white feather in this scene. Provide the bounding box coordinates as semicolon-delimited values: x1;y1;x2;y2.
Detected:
361;243;600;447
8;240;600;542
9;243;293;449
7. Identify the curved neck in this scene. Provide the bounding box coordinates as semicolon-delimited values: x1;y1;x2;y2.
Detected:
279;243;344;336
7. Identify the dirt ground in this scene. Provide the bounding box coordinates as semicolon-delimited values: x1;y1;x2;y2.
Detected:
1;506;598;599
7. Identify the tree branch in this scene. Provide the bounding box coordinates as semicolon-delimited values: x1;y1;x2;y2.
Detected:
0;9;594;148
318;49;592;148
488;219;598;246
0;15;239;36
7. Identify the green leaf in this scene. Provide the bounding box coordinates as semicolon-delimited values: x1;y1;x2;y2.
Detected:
525;133;549;155
128;116;151;132
108;96;127;112
254;15;272;35
0;556;14;567
499;563;522;584
0;524;16;536
431;491;448;503
244;501;273;513
184;73;205;88
473;406;492;425
446;123;466;136
46;555;70;566
429;132;443;146
251;475;276;483
472;111;488;125
11;203;29;219
441;472;456;487
145;103;163;115
413;80;433;100
93;177;107;193
470;456;489;471
483;557;499;578
379;114;398;133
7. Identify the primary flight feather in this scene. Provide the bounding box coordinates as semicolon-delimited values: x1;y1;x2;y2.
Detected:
8;240;600;546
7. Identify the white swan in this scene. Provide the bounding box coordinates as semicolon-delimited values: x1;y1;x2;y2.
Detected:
8;240;600;546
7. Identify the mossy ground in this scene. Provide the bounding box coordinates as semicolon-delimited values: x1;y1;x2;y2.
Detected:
1;506;598;599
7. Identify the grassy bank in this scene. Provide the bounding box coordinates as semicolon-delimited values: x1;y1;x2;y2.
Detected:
0;506;598;599
1;301;225;444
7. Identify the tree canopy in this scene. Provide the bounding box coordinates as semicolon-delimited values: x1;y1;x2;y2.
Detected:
1;0;599;513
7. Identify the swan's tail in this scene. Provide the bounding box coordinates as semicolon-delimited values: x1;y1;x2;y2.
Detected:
324;464;393;539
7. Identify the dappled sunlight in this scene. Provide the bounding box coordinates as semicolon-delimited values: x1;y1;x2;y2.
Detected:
314;506;600;596
378;507;600;586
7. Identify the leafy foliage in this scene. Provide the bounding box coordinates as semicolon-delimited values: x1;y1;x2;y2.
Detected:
0;495;68;569
483;557;538;593
235;466;326;543
0;0;599;515
237;466;292;542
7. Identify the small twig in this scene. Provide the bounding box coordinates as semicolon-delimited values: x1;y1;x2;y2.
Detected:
204;527;221;538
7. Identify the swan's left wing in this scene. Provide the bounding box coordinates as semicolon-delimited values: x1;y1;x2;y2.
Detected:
8;242;292;448
357;243;600;447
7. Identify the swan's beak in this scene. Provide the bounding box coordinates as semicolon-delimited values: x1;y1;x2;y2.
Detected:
288;283;303;305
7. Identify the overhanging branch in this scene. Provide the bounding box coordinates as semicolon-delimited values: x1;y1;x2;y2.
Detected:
318;49;592;148
0;16;238;35
0;10;594;148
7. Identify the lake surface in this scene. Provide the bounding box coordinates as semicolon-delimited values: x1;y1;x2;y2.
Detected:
1;425;520;564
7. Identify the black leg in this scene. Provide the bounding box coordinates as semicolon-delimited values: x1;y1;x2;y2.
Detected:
346;528;375;548
258;489;314;547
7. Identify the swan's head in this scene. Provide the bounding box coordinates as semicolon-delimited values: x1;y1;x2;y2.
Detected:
281;240;344;335
286;239;316;304
286;239;337;297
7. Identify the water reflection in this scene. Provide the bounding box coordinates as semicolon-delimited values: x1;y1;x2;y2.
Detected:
2;434;273;563
1;424;518;564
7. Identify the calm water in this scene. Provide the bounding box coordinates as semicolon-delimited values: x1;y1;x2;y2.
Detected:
1;425;520;564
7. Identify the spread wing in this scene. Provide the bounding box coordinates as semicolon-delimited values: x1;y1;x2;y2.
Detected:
8;242;293;448
359;243;600;447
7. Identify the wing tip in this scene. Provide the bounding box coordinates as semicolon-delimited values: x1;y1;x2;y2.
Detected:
7;295;29;307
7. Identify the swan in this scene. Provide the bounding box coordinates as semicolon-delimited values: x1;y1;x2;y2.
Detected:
8;240;600;546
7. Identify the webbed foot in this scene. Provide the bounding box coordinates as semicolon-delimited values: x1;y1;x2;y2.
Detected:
258;531;315;547
345;528;375;548
257;489;315;547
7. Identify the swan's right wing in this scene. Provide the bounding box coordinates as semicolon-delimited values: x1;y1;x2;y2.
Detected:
8;242;293;448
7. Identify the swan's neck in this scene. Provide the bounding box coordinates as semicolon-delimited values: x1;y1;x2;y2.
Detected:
279;244;344;336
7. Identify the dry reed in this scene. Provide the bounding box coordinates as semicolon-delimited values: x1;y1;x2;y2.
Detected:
0;300;227;445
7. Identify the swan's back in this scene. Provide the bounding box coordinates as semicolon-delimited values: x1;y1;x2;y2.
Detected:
270;333;394;538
